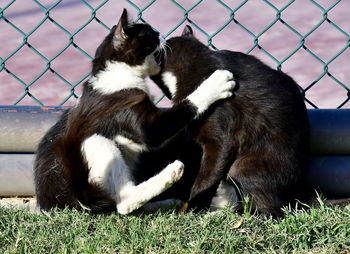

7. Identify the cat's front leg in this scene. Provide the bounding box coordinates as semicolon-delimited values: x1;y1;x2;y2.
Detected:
187;70;236;115
142;70;236;147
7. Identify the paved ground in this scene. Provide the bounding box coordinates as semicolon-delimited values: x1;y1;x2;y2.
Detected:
1;0;349;108
0;197;37;213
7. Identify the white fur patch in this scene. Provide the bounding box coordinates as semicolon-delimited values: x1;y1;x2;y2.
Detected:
210;180;239;210
81;134;185;215
115;135;147;154
187;70;235;114
161;71;177;98
115;135;147;168
81;134;130;197
89;60;151;95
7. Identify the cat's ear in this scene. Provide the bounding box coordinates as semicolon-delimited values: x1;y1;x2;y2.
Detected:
182;25;194;37
115;9;129;42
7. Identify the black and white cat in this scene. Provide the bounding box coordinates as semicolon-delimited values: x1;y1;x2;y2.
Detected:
149;26;310;217
33;11;236;214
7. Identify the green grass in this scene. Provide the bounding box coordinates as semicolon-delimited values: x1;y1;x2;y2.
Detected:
1;202;349;254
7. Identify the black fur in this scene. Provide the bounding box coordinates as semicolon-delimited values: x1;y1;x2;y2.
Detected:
34;11;203;212
149;26;310;217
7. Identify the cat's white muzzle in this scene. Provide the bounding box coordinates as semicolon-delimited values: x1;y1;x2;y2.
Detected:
147;36;166;76
145;53;161;76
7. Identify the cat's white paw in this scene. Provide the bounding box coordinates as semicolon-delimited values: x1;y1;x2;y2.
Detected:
187;70;235;114
202;70;235;100
209;70;234;85
163;160;184;186
218;80;236;99
117;204;132;215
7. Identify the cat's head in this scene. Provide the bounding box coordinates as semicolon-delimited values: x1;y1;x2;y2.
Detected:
92;9;164;77
151;25;208;100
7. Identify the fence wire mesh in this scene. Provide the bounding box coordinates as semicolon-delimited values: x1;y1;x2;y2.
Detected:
0;0;349;108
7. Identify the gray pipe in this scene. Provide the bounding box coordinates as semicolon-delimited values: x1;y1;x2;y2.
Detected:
1;107;350;154
309;109;350;154
0;154;35;196
0;106;349;197
0;153;349;197
308;156;350;197
0;106;66;153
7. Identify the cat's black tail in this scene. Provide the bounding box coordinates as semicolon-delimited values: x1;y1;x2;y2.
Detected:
54;90;146;212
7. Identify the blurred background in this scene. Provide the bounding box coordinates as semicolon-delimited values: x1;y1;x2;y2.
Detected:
1;0;349;108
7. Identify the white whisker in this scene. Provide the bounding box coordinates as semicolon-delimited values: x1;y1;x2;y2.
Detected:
157;35;169;61
164;42;172;56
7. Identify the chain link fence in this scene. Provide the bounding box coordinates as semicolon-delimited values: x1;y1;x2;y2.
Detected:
1;0;349;108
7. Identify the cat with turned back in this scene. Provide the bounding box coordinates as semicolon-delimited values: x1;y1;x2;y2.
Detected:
144;25;310;217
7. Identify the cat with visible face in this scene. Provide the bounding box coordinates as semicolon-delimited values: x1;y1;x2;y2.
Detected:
33;11;236;214
148;26;310;217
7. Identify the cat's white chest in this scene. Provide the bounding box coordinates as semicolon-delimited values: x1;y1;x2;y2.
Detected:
115;135;147;168
161;71;177;97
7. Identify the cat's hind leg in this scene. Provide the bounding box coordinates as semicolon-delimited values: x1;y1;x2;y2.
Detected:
81;134;130;199
228;154;285;217
82;134;184;214
117;160;184;214
187;142;235;210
